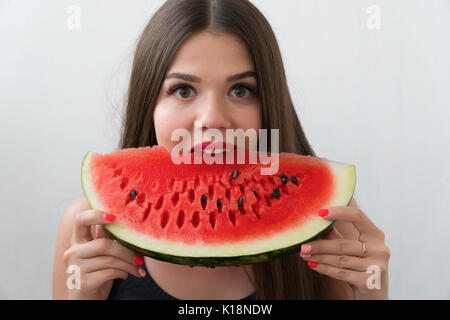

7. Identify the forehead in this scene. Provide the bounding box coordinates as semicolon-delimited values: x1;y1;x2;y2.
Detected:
167;31;255;75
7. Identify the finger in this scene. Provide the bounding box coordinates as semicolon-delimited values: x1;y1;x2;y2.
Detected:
306;261;368;291
301;253;369;272
72;210;115;245
323;226;343;240
303;238;366;257
95;225;114;240
318;206;382;238
76;238;138;266
79;256;143;278
82;268;129;292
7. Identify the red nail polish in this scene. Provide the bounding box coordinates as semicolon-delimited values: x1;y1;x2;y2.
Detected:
307;261;318;268
105;214;116;222
134;255;144;266
318;209;329;217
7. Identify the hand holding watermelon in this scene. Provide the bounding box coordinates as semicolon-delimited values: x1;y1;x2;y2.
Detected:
62;209;146;300
300;206;391;300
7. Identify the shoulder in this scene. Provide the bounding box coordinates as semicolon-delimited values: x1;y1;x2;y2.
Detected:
59;197;90;232
56;196;89;231
66;196;91;215
349;198;358;208
61;196;94;239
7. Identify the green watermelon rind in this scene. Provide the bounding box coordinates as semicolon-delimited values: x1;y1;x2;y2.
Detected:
103;220;339;267
81;151;356;267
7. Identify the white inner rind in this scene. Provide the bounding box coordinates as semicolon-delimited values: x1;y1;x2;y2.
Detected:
82;153;356;257
81;152;106;212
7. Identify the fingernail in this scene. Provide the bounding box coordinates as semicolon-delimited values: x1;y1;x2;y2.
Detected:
301;244;311;254
134;255;144;266
301;254;311;260
138;268;146;277
105;213;117;222
318;209;329;217
307;261;318;268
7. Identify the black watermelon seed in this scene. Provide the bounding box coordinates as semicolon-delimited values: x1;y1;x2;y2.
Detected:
217;199;222;207
253;189;257;196
272;188;280;199
201;194;207;203
232;169;238;179
238;197;243;207
280;174;289;185
130;190;137;199
291;176;298;185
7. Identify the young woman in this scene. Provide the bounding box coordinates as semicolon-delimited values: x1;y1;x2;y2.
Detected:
53;0;390;300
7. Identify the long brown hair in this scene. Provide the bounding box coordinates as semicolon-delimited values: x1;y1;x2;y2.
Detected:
119;0;328;299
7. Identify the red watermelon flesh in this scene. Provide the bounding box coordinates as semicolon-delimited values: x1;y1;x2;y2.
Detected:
81;146;356;267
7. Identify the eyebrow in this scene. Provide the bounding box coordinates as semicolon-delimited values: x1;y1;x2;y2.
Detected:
164;71;257;83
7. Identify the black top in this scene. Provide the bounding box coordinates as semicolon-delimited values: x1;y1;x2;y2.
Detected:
107;261;256;300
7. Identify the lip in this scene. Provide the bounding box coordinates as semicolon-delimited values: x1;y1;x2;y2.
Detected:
190;141;237;153
190;141;213;152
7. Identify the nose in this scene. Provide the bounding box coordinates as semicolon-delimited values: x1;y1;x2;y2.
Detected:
195;92;232;131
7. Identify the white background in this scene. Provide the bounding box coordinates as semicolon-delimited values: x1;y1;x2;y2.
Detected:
1;0;449;299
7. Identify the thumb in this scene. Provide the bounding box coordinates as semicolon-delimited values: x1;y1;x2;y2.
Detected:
324;226;343;240
95;224;114;240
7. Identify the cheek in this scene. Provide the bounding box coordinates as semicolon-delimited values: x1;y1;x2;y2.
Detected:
229;105;262;150
234;105;262;131
153;104;189;149
252;107;262;130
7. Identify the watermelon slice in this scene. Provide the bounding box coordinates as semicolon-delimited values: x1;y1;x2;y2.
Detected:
81;146;356;267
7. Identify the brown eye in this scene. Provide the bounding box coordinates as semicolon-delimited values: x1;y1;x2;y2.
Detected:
167;83;195;99
233;87;246;98
231;84;255;99
176;86;194;99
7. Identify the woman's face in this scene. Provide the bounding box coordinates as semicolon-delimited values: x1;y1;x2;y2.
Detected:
154;31;261;154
